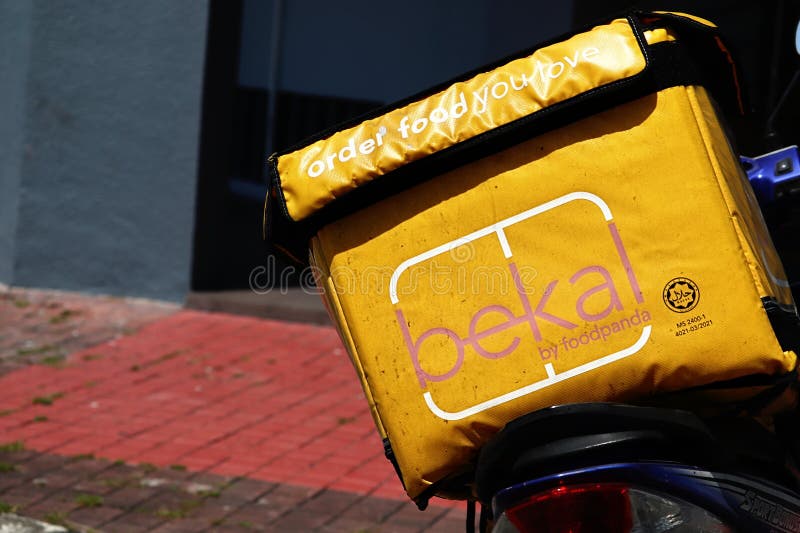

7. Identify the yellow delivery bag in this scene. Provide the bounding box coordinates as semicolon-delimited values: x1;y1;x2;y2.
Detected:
266;12;800;504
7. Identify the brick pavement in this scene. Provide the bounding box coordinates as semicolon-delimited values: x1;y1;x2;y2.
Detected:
0;287;467;531
0;287;177;376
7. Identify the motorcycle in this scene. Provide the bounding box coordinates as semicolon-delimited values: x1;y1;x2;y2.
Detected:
465;152;800;533
467;17;800;533
474;402;800;532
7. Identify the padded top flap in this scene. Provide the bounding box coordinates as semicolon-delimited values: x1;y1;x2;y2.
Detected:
265;11;742;259
275;19;646;221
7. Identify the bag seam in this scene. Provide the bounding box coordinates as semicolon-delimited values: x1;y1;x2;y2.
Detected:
683;85;792;368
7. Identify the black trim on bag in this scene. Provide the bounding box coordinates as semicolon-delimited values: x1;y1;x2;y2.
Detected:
642;370;798;419
762;296;800;353
384;436;446;510
412;468;475;511
681;370;796;392
731;370;797;416
382;438;403;484
265;12;746;263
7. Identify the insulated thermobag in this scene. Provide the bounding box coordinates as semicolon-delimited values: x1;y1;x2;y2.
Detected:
265;12;800;505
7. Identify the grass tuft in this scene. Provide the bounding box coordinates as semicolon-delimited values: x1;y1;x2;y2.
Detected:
0;441;25;452
32;392;64;406
44;512;67;525
102;477;129;489
0;501;18;513
74;493;104;508
155;498;202;520
16;344;55;356
40;355;65;367
50;309;80;324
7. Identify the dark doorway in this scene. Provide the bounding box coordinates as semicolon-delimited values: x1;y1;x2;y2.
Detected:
191;0;381;291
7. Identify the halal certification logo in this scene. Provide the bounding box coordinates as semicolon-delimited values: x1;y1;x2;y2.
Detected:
663;277;700;313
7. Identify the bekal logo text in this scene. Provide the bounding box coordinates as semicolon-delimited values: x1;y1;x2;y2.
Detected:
396;222;645;389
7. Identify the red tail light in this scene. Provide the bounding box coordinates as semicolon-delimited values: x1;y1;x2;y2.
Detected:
505;484;632;533
494;484;734;533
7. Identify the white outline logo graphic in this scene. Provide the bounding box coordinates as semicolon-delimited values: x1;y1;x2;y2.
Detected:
391;192;651;421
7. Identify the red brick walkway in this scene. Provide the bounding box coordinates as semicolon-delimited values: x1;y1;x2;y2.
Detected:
0;310;431;504
0;289;469;532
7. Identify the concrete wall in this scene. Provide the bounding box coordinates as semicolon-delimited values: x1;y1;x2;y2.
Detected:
0;2;33;283
0;1;208;301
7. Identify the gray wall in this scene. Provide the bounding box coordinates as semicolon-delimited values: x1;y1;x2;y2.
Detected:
0;1;208;301
0;2;34;283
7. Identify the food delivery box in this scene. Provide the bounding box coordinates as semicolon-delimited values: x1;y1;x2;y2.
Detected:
265;11;800;505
